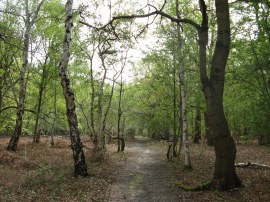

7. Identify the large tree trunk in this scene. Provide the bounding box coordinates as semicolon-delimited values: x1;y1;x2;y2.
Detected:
7;0;30;151
59;0;88;177
204;112;213;146
199;0;241;190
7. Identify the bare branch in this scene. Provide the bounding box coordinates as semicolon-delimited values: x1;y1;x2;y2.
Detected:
79;0;200;31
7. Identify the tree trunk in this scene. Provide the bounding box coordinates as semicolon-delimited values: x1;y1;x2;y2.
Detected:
89;53;96;143
172;54;178;157
6;0;44;151
193;105;201;143
204;112;213;146
199;0;241;190
32;54;48;147
117;75;123;152
93;49;108;160
7;0;30;151
51;80;58;147
176;0;192;169
59;0;88;177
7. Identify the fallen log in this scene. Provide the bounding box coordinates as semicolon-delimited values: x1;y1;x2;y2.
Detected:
235;162;270;169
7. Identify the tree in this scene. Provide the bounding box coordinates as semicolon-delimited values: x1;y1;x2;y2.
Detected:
193;104;201;144
58;0;88;177
116;74;125;152
0;5;22;135
32;47;49;147
7;0;44;151
197;0;241;189
176;0;192;169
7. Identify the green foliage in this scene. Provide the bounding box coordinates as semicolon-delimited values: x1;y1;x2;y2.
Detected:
225;2;270;139
0;0;269;144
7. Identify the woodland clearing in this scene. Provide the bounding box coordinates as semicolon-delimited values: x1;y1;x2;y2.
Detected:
0;135;269;201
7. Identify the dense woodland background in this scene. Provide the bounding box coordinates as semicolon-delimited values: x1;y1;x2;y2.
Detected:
1;0;269;144
0;0;270;199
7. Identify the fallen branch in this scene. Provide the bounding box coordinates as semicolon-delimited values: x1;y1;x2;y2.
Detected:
105;131;125;151
235;162;270;169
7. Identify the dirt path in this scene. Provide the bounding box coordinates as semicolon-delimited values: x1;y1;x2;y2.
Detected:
108;136;183;202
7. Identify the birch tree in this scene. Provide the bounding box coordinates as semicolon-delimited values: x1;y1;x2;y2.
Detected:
176;0;192;169
7;0;44;151
58;0;88;177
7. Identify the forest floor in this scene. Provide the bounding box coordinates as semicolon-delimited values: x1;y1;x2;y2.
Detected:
0;135;269;201
107;136;270;201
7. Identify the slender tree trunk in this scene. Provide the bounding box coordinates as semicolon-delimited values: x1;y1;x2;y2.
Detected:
89;56;96;143
117;75;123;152
7;0;30;151
172;55;178;157
59;0;88;177
7;0;44;151
32;55;48;147
121;116;125;151
176;0;192;169
51;79;58;147
93;51;108;160
199;0;240;190
193;105;201;143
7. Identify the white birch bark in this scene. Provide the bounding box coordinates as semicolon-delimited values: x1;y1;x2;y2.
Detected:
7;0;44;151
176;0;192;169
59;0;88;176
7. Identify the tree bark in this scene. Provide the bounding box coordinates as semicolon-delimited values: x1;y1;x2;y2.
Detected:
117;75;124;152
7;0;44;151
59;0;88;177
51;80;58;147
7;0;31;151
32;54;48;147
204;112;213;146
193;105;201;143
92;48;108;160
199;0;241;190
172;54;178;156
176;0;192;169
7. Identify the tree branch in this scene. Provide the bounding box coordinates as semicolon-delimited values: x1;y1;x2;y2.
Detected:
79;2;200;31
